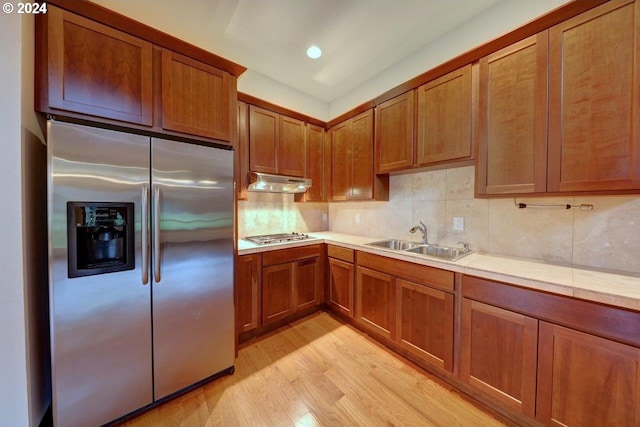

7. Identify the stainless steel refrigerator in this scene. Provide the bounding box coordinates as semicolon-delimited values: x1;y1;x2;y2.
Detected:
47;120;235;427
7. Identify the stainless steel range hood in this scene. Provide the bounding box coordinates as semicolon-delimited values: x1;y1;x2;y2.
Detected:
247;172;312;194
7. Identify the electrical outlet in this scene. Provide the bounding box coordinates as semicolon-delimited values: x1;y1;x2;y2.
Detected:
453;216;464;231
355;214;361;223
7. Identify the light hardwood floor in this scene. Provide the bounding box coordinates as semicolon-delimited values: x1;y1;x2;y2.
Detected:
119;311;505;427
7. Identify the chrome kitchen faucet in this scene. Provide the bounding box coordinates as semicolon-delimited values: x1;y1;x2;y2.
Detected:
409;221;428;244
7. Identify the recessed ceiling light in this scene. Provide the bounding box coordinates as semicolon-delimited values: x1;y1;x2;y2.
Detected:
306;45;322;59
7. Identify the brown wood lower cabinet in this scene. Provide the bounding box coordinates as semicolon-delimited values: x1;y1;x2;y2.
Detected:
261;245;323;326
462;274;640;426
354;251;455;372
460;298;538;417
397;279;454;372
327;245;355;318
355;266;395;341
536;322;640;427
236;254;261;333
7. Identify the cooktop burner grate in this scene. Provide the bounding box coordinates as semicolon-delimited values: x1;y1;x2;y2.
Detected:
244;232;315;245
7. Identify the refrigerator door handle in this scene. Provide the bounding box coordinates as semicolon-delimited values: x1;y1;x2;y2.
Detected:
153;185;162;283
141;185;149;285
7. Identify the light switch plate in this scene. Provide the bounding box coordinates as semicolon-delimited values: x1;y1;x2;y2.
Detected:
453;216;464;231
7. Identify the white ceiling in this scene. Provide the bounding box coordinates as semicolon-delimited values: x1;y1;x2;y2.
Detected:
90;0;568;119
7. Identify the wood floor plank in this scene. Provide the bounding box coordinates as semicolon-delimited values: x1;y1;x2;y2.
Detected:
118;312;505;427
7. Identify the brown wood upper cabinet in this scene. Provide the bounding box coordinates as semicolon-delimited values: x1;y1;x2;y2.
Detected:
37;6;238;143
416;64;473;166
477;0;640;196
296;124;328;202
330;109;389;201
375;91;415;173
548;0;640;192
42;6;154;126
161;50;232;141
475;33;549;195
249;105;305;177
375;65;473;174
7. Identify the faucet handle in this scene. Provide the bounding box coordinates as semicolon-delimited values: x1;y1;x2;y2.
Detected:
458;242;470;252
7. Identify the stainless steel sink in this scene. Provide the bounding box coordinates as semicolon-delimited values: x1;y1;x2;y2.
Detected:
366;239;473;261
405;244;473;261
366;239;423;251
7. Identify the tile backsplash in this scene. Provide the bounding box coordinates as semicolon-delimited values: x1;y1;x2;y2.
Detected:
327;165;640;275
238;165;640;275
237;192;327;237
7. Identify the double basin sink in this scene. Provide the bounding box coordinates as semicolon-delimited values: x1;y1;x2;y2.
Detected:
366;239;473;262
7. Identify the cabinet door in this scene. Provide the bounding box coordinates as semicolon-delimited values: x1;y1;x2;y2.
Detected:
293;257;320;312
46;6;153;125
161;50;232;141
460;299;538;417
350;110;375;200
537;322;640;427
396;279;454;372
237;100;249;200
236;254;260;333
299;124;326;202
548;0;640;192
355;266;395;341
262;263;293;325
249;105;279;174
416;65;472;165
376;91;414;173
330;121;351;201
278;115;305;177
328;258;354;318
476;33;548;195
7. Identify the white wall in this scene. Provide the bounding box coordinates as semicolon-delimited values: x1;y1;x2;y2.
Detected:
0;11;30;427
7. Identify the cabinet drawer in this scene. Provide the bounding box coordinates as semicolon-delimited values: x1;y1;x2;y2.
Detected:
262;244;322;266
328;245;354;263
356;251;454;292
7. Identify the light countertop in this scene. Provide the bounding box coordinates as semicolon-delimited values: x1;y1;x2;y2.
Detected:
238;231;640;312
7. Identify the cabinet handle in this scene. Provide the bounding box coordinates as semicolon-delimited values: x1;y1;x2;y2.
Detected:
153;185;161;283
141;185;149;285
297;258;316;267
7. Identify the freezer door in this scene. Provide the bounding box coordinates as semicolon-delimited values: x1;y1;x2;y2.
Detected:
48;121;153;427
151;138;235;399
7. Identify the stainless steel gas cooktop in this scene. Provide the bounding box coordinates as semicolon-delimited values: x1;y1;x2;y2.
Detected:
243;232;315;245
